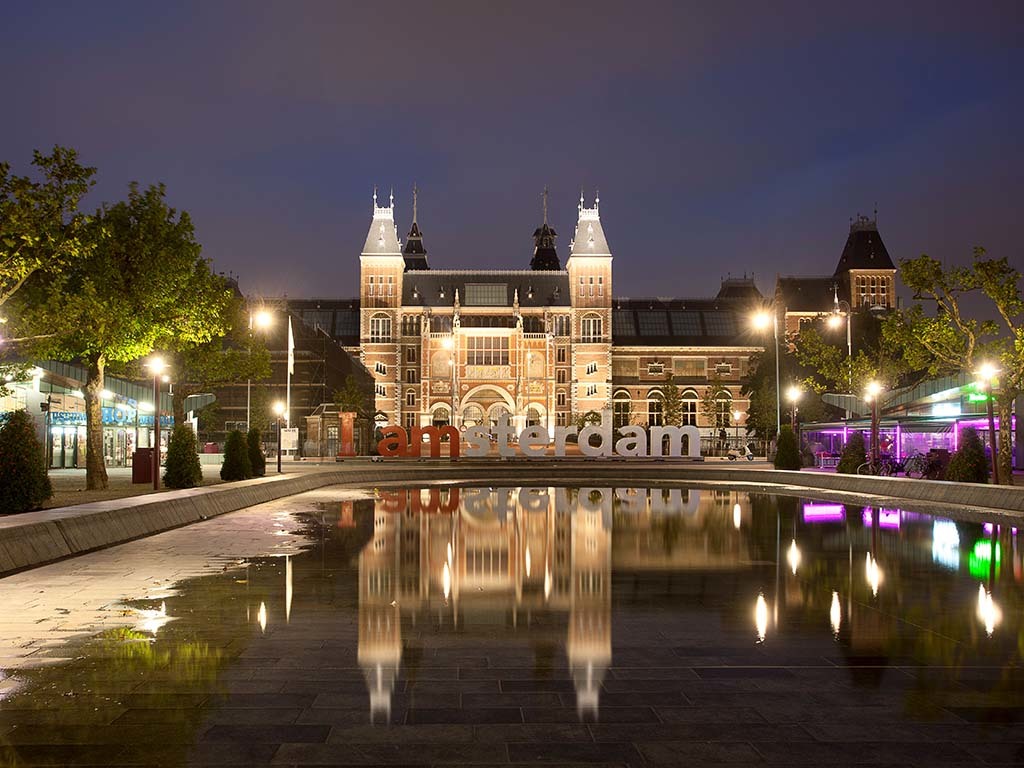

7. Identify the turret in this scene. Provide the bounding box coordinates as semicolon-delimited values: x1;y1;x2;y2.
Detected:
403;184;429;271
530;187;561;271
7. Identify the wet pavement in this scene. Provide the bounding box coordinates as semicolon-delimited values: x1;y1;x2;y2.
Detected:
1;484;1023;766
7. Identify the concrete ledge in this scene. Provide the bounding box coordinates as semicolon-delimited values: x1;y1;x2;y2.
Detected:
2;462;1023;576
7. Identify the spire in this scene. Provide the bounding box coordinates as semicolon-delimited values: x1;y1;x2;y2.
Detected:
569;191;611;258
361;185;402;256
531;188;561;271
403;183;429;270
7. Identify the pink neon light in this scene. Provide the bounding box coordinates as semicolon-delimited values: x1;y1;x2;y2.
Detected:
862;507;901;529
803;503;846;523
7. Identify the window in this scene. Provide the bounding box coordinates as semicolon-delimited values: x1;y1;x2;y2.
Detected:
715;363;732;376
368;276;376;296
586;362;598;375
647;362;664;376
585;384;598;397
401;316;421;337
580;314;602;342
387;275;394;297
613;358;638;378
462;404;484;426
674;358;706;377
557;369;567;384
369;314;392;342
557;390;566;407
648;391;663;427
578;276;585;297
714;391;733;428
467;336;509;366
465;283;507;306
588;276;595;297
405;390;416;407
432;406;450;427
375;384;386;397
681;389;698;426
556;412;567;426
613;311;636;337
556;347;566;363
406;346;417;363
526;406;542;427
405;369;418;383
403;412;416;430
597;276;604;297
552;315;571;336
670;311;701;335
702;311;737;336
613;392;631;428
637;312;669;336
374;362;387;375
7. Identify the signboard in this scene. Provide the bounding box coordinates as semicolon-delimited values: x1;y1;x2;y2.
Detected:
339;412;356;457
376;413;701;460
281;427;299;451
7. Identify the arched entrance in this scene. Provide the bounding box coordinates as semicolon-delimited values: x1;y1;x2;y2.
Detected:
459;384;516;428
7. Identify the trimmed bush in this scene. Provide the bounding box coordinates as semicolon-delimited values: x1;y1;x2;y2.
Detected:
0;410;52;513
837;432;867;474
773;425;801;470
247;427;266;477
946;427;990;484
163;425;203;489
220;429;253;481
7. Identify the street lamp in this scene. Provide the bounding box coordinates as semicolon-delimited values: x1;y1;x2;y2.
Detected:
786;385;801;432
976;362;1000;484
751;309;781;438
442;335;456;427
273;400;286;474
146;356;167;491
864;380;882;465
828;288;854;418
732;409;742;449
246;308;273;431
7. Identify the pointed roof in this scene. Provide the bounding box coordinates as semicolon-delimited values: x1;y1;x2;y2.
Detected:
530;187;561;270
834;214;894;274
402;184;429;270
569;191;611;258
361;187;402;257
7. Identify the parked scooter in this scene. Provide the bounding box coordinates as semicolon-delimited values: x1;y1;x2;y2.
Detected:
727;444;756;461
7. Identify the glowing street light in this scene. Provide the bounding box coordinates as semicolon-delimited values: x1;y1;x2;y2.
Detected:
246;308;273;430
750;309;781;437
864;380;883;465
146;356;168;491
786;385;801;431
975;363;1001;484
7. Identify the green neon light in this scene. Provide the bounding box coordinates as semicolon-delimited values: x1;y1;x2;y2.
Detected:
968;539;1001;580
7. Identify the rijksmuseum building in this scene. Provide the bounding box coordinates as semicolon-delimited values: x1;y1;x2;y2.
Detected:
328;190;896;440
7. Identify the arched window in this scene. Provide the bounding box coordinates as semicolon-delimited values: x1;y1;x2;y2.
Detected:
613;390;632;429
647;389;663;427
462;404;484;427
405;389;416;408
369;313;392;342
681;388;698;426
714;389;733;428
526;404;545;428
431;404;451;427
580;313;603;343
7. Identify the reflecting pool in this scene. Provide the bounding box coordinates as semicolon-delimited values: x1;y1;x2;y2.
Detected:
1;485;1023;766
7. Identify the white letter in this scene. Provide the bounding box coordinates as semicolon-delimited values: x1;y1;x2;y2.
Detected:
614;425;647;457
464;425;490;457
579;411;613;457
650;426;684;457
519;425;548;457
493;414;517;457
553;426;576;456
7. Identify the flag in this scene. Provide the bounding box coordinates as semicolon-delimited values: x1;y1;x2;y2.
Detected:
287;316;295;375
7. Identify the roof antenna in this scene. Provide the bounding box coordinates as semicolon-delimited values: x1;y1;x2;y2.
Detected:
373;185;378;209
873;203;878;223
542;186;549;225
413;183;418;224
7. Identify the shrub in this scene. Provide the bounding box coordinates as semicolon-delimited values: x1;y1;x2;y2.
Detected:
773;425;801;470
163;425;203;489
0;410;52;513
247;427;266;477
220;429;253;481
837;432;867;474
946;427;990;484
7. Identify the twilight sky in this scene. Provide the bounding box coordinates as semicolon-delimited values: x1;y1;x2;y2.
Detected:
3;1;1021;300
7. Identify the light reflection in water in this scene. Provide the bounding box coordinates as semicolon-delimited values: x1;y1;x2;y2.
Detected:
285;555;293;624
977;583;1001;637
257;601;267;633
830;591;841;637
787;539;801;574
733;502;742;529
865;552;883;597
755;593;769;643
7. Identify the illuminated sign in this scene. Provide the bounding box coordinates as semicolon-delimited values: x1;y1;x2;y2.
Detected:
376;414;701;460
802;504;845;523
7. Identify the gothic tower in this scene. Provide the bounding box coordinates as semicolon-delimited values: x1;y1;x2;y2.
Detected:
403;185;429;271
530;188;561;271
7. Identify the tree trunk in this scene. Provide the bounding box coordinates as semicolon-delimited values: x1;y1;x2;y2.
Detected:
84;353;109;490
172;384;187;429
997;393;1014;486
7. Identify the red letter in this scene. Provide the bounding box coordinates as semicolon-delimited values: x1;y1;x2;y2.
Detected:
378;426;407;457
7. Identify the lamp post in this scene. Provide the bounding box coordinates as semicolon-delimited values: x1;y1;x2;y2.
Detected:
977;363;1000;485
246;309;273;431
442;336;456;427
827;288;853;417
786;385;801;432
273;400;286;474
732;409;742;449
751;309;781;438
864;380;882;466
147;356;167;491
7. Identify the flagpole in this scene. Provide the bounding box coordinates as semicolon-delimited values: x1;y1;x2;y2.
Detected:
286;316;293;430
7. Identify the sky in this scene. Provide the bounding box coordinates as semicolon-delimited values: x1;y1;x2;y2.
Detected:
2;1;1022;301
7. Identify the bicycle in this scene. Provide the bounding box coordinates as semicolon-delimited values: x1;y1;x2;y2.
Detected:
903;453;928;479
857;456;899;476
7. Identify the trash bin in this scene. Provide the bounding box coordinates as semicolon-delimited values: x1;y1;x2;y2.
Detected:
132;448;154;484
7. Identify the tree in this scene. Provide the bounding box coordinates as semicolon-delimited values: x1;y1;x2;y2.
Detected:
741;349;779;439
773;425;801;470
12;183;226;490
792;314;902;399
0;146;95;311
0;410;52;512
836;432;867;474
885;249;1022;484
700;373;729;430
220;430;252;481
946;427;989;484
661;373;684;426
333;374;374;420
161;290;271;427
163;425;203;489
247;427;266;477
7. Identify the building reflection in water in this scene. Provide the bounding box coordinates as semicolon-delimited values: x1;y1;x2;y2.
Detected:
356;486;749;722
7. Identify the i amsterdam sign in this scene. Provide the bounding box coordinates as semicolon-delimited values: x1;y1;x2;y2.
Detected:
377;414;701;460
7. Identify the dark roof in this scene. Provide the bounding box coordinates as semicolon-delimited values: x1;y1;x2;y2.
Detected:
834;216;895;274
777;276;836;313
610;298;761;347
402;270;571;308
403;221;429;270
716;277;764;301
530;223;561;270
283;298;362;346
